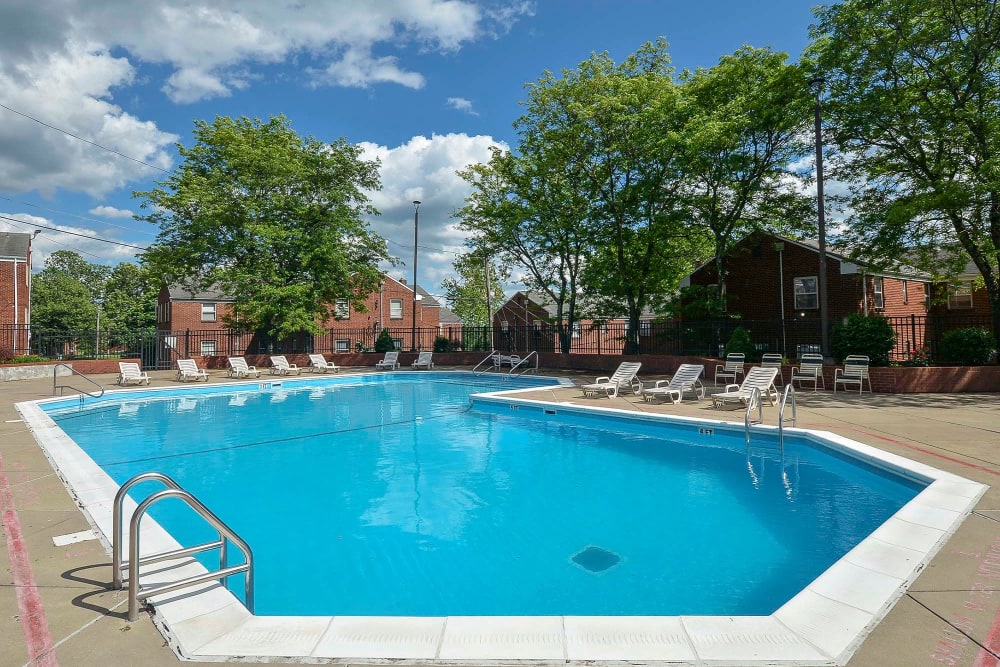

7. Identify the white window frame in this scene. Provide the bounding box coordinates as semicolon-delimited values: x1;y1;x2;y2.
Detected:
391;338;403;350
640;321;651;336
793;276;818;309
873;276;885;310
948;282;973;309
572;322;581;338
335;339;350;352
201;302;217;322
335;299;350;320
389;299;403;319
200;339;216;356
901;280;908;305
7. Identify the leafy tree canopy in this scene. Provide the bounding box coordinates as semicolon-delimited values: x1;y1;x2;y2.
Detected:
136;115;390;339
441;249;507;326
808;0;1000;349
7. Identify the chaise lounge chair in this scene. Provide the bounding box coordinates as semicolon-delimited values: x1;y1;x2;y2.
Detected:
117;362;150;386
176;358;209;382
375;350;400;370
226;357;261;378
641;364;705;403
269;355;301;375
411;351;434;370
834;355;871;394
581;361;643;398
711;367;779;409
760;353;785;387
308;354;340;373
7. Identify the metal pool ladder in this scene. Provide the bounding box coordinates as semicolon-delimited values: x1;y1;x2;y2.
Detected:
112;472;254;622
509;350;538;375
52;363;104;400
778;384;797;453
744;386;764;447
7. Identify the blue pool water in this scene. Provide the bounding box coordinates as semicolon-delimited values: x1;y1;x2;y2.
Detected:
44;372;924;616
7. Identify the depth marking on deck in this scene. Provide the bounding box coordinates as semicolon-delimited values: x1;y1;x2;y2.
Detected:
0;453;59;666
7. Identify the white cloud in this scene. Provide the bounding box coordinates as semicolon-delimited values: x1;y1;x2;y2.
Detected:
359;133;508;296
0;212;139;270
446;97;478;115
316;49;425;90
89;205;135;219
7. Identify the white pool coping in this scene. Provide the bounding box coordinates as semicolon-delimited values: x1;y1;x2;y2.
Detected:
16;374;988;666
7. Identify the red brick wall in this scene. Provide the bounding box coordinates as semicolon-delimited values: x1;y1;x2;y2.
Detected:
320;277;439;331
928;283;994;317
0;256;31;332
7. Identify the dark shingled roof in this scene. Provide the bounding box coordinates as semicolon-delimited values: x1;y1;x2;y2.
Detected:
0;232;30;260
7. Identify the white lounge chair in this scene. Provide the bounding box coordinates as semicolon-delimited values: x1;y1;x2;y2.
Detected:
581;362;643;398
375;351;400;370
835;355;871;394
711;367;779;408
308;354;340;373
641;364;705;403
760;353;784;387
791;353;826;390
714;353;745;386
269;355;301;375
117;362;150;386
411;351;434;370
176;358;209;382
227;357;261;378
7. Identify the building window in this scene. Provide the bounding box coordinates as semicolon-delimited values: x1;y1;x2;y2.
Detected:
902;280;908;305
391;338;403;350
793;276;818;309
873;276;885;310
572;322;581;338
201;302;217;322
200;340;216;356
335;339;350;352
501;320;509;332
948;282;973;309
925;283;932;308
640;321;651;336
335;299;350;319
389;299;403;319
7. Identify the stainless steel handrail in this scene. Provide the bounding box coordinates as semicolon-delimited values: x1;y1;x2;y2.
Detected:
509;350;539;375
778;383;797;454
112;472;254;622
744;386;763;447
472;350;498;375
52;363;105;399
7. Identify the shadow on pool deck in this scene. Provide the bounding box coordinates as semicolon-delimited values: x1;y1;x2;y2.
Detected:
1;366;999;666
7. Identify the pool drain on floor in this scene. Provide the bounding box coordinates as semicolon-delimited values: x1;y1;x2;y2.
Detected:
571;546;621;573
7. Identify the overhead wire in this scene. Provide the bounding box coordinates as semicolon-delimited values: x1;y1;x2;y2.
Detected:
0;214;148;250
0;194;158;237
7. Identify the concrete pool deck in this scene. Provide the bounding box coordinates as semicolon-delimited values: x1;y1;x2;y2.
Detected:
1;367;999;666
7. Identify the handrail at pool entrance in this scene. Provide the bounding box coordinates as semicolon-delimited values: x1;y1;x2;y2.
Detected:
744;386;763;448
473;350;498;375
509;350;538;375
52;363;104;399
112;471;254;622
778;384;797;453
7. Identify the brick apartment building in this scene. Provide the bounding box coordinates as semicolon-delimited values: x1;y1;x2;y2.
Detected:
156;274;451;357
0;232;35;353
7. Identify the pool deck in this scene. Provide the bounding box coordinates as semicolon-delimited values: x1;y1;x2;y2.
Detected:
1;366;999;666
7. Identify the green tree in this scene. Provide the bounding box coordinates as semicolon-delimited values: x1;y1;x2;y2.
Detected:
103;262;157;330
32;271;97;331
136;115;389;339
679;46;814;304
456;146;590;353
441;250;507;326
520;40;701;353
42;249;111;300
809;0;1000;352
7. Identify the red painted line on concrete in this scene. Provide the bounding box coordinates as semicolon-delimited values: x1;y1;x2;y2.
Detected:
0;453;59;666
975;623;1000;667
848;427;1000;477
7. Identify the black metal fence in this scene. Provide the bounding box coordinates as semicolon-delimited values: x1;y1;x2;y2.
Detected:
0;313;993;368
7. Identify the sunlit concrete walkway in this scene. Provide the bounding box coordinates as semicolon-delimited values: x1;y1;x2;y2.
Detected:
1;367;999;666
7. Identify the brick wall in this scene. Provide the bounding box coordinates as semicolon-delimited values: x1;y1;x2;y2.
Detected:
0;255;31;353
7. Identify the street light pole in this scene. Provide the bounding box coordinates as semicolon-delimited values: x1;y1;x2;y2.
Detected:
810;76;830;360
411;200;421;351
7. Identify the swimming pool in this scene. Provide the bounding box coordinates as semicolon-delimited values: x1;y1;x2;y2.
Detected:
19;375;980;662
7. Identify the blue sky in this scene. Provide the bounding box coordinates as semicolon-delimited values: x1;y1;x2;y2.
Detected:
0;0;818;300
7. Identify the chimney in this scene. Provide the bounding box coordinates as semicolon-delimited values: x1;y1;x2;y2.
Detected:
400;278;407;285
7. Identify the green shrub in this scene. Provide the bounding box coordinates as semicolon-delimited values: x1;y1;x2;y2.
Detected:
723;326;757;360
831;315;895;366
938;327;997;365
433;336;450;353
373;329;396;353
11;355;47;364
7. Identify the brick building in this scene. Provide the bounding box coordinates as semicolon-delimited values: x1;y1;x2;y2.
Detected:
0;232;35;353
156;274;445;357
927;259;994;318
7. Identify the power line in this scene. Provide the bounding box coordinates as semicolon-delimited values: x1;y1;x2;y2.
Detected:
0;214;148;250
0;194;158;237
0;102;171;173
